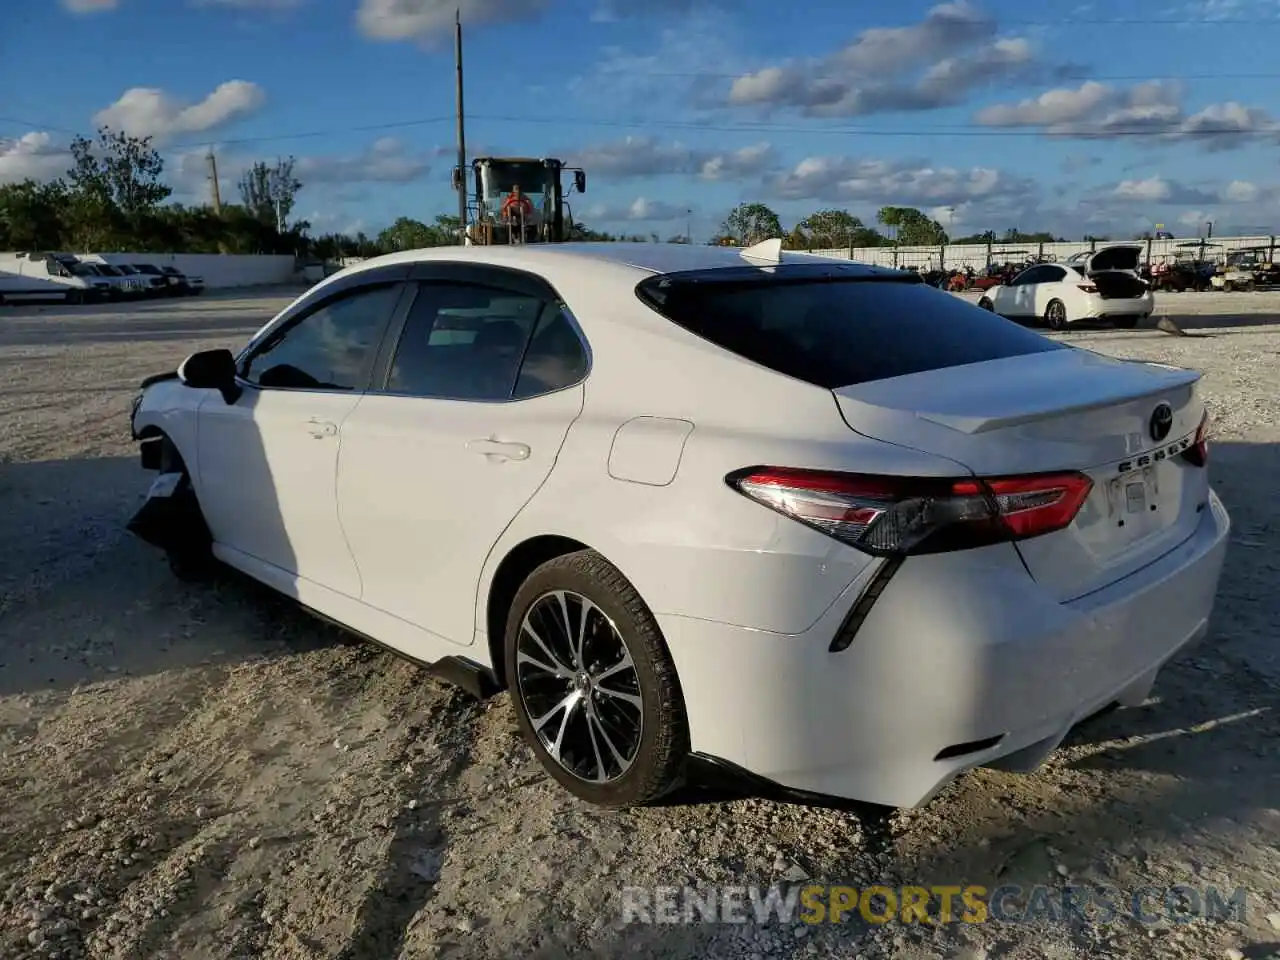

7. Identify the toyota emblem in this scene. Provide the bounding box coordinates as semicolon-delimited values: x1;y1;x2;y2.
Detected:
1149;403;1174;442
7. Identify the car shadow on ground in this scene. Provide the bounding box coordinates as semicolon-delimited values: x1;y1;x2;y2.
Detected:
0;448;321;697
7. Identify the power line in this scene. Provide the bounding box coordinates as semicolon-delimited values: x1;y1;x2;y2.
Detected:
607;69;1280;83
6;109;1276;150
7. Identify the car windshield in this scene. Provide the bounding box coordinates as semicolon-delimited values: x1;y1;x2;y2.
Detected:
133;264;160;274
95;265;123;276
636;271;1064;389
115;265;138;275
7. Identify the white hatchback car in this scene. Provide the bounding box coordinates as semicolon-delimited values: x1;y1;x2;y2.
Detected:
128;241;1229;810
979;244;1154;329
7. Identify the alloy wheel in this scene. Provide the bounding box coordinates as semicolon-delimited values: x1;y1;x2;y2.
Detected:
515;590;643;783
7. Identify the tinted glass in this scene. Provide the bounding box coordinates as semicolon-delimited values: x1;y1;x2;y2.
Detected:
635;275;1065;389
1042;266;1067;282
513;307;588;399
243;283;400;391
386;283;542;400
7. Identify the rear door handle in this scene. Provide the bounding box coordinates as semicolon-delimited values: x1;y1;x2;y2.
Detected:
466;438;531;461
307;417;338;439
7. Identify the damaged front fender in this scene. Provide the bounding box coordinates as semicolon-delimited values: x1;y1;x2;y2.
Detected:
127;471;212;556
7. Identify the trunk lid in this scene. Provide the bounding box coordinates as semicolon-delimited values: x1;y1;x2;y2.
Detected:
833;347;1209;601
1088;244;1142;272
1086;245;1148;298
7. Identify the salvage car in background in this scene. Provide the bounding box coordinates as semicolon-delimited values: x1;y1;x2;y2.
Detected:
161;265;205;295
978;244;1153;329
126;241;1228;811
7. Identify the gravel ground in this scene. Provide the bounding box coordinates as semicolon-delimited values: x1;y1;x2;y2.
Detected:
1;288;1278;960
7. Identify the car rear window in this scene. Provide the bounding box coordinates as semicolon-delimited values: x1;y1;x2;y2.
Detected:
635;273;1065;388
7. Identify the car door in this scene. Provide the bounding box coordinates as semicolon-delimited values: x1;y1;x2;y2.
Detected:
194;271;411;599
1005;266;1046;316
336;264;589;653
1032;265;1069;315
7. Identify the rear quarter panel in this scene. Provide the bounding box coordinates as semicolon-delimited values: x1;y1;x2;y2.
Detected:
476;262;977;637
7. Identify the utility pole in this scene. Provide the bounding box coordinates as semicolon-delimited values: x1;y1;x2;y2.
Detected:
207;149;222;215
454;8;468;244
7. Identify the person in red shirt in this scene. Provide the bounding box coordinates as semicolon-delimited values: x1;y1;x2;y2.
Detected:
501;184;534;222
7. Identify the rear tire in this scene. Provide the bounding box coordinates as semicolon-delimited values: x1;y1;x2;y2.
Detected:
978;297;994;311
504;549;689;808
1045;299;1068;330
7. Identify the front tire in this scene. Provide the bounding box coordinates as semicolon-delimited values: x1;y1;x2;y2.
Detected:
1045;299;1068;330
504;550;689;808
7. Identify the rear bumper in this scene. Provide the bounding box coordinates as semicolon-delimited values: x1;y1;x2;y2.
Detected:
1082;293;1153;319
661;491;1230;809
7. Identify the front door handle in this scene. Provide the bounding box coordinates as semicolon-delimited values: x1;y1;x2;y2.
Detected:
306;417;338;439
466;438;531;461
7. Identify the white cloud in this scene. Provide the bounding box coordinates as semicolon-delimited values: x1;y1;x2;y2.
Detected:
974;80;1113;127
356;0;548;41
93;81;265;144
563;136;775;181
766;155;1032;208
293;137;433;183
724;1;1046;117
59;0;117;11
585;197;691;222
0;132;71;185
974;79;1278;149
1112;176;1172;202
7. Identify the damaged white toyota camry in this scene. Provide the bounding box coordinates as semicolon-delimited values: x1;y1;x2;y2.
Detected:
128;241;1229;810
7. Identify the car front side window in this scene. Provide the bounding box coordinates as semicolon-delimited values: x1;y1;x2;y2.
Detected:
241;283;402;391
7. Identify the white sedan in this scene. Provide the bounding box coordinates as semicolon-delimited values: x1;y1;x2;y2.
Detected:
127;241;1229;810
978;244;1154;329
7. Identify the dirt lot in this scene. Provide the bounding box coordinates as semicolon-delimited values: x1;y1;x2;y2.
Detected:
1;288;1278;960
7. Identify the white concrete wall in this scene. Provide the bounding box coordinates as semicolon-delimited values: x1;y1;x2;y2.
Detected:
92;253;299;288
0;252;300;289
806;234;1280;271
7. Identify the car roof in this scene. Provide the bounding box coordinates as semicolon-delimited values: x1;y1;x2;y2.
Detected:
339;241;904;281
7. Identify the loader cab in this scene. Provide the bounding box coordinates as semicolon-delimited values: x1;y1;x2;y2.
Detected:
456;157;586;245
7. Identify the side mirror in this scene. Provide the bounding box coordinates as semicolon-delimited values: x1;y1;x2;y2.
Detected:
178;348;241;404
574;170;586;194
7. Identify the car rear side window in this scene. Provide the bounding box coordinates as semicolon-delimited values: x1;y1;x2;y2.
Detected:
513;307;589;399
635;275;1065;389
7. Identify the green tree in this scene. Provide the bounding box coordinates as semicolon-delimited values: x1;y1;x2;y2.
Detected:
237;157;303;229
378;216;437;251
875;206;948;246
722;202;782;245
67;127;170;215
0;180;68;251
794;208;887;249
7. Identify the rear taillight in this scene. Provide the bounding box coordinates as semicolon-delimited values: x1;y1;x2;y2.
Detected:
727;467;1093;557
1078;284;1098;293
1182;409;1211;467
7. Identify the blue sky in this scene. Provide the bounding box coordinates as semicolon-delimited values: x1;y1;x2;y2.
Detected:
2;0;1279;241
